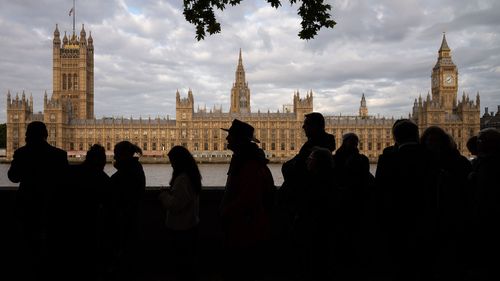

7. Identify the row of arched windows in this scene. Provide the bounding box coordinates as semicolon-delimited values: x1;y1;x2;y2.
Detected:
62;73;78;90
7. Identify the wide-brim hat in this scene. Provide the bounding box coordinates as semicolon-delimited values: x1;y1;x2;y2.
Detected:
221;119;260;143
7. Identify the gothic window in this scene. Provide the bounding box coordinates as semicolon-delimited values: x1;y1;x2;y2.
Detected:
73;74;78;90
68;75;72;90
194;143;199;151
143;142;148;151
214;143;218;150
281;143;285;151
49;128;56;138
152;143;157;151
291;143;295;151
79;143;83;150
63;74;67;90
70;143;75;150
204;143;209;150
260;129;267;139
107;143;111;151
271;143;276;151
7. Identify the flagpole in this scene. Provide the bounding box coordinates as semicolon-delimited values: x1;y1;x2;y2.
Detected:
72;0;75;35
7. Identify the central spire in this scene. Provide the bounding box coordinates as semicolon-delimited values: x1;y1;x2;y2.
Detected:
235;48;246;87
230;49;251;113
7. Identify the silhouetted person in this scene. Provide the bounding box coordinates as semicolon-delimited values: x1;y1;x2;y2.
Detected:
67;144;110;281
375;119;439;280
468;128;500;279
159;145;201;281
332;133;373;274
219;119;275;281
8;121;68;280
421;126;471;279
275;112;335;279
293;147;335;280
108;141;145;281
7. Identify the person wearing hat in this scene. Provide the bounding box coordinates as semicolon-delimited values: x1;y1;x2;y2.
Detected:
219;119;275;281
8;121;68;279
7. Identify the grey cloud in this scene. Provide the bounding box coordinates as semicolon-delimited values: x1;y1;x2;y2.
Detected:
1;0;500;123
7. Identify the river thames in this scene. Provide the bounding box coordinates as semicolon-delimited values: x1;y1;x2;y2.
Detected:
0;163;378;187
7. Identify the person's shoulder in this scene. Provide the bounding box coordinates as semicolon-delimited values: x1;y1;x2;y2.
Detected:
359;153;370;163
51;145;67;156
382;145;396;155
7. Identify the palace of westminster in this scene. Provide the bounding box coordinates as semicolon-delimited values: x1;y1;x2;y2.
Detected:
5;22;481;162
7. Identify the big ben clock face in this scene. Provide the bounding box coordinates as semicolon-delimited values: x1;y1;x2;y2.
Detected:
444;74;454;85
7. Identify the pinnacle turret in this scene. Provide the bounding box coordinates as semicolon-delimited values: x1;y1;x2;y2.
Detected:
54;24;60;37
80;24;86;44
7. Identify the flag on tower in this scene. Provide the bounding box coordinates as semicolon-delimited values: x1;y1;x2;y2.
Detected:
69;7;74;16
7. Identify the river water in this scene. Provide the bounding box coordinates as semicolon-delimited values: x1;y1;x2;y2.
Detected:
0;163;377;187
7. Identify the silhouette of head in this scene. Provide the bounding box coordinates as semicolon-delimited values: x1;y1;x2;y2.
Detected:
113;141;142;165
477;128;500;157
168;145;202;193
222;119;259;151
25;121;48;144
84;144;107;171
466;135;478;156
341;133;359;151
307;146;334;174
392;119;419;145
303;112;325;139
421;126;453;154
168;145;197;172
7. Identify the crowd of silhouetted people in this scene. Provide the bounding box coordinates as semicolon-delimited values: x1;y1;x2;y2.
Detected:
6;116;500;281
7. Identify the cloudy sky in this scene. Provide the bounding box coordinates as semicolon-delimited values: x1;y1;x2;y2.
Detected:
1;0;499;123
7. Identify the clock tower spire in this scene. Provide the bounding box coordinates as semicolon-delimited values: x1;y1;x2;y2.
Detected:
431;33;457;114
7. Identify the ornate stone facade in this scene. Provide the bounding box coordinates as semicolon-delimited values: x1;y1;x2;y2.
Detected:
5;25;480;162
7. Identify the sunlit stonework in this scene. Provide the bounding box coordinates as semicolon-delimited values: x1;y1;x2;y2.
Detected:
5;25;480;162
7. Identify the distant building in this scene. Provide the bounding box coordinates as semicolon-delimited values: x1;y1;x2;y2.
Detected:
411;34;480;151
5;24;480;162
481;106;500;130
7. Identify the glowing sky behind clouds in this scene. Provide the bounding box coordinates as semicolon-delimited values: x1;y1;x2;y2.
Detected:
1;0;499;123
